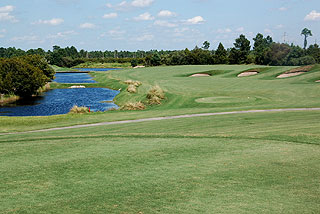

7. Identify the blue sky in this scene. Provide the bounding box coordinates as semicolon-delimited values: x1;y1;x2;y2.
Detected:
0;0;319;51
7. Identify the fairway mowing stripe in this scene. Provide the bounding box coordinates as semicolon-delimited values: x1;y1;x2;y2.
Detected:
1;108;320;135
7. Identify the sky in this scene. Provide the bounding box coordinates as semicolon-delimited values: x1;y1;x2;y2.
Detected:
0;0;320;51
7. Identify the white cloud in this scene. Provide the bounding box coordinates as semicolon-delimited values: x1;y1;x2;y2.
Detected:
33;18;64;26
134;12;154;21
278;7;287;11
47;31;76;39
135;34;154;41
131;0;154;7
103;13;118;19
304;10;320;21
158;10;177;17
236;27;244;32
264;28;272;34
186;16;205;25
11;35;42;43
0;5;14;13
0;5;17;22
217;28;232;34
275;24;284;29
154;20;177;28
80;23;96;29
106;0;154;10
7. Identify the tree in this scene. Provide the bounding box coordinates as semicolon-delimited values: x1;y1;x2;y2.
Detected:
202;41;210;50
264;43;291;65
21;55;55;80
253;33;273;64
307;44;320;63
232;34;251;64
301;28;312;49
214;43;228;64
0;58;48;97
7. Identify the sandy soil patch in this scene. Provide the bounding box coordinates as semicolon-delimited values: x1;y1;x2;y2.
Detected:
190;73;210;77
277;65;314;79
238;71;258;77
316;80;320;83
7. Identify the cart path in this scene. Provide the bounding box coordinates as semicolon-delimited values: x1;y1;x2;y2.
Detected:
1;108;320;135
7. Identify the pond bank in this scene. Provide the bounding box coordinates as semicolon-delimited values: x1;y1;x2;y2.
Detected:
0;95;20;106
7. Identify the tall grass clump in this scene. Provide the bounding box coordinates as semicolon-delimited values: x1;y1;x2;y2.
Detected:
121;102;146;110
146;85;165;105
124;80;142;93
69;105;90;114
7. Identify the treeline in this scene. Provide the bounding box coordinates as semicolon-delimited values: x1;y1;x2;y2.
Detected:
1;32;320;68
0;55;55;97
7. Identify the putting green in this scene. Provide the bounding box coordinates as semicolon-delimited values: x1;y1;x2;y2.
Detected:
195;96;257;104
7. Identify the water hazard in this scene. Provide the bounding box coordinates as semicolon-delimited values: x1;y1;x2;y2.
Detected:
0;69;119;116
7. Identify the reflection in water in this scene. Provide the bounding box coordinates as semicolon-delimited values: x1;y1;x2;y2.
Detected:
54;73;96;83
0;71;120;117
0;88;119;116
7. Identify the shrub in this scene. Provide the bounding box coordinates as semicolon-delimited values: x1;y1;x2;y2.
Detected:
121;102;145;110
124;80;142;87
127;84;137;93
146;85;165;105
69;105;89;114
0;58;48;97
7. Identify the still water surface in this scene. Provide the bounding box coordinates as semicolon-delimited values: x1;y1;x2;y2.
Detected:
0;71;119;116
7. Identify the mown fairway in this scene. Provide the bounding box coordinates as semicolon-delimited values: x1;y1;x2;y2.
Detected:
1;65;320;213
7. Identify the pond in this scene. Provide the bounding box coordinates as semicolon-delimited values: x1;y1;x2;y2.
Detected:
54;73;96;83
0;70;120;116
75;68;120;72
0;88;119;117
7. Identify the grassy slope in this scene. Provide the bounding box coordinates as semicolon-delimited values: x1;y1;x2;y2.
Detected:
0;111;320;213
1;65;320;213
1;64;320;133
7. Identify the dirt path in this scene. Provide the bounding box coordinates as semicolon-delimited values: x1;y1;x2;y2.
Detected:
1;108;320;135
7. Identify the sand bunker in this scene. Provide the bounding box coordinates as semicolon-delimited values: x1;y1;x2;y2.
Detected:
316;80;320;83
277;72;305;78
277;65;314;79
69;85;86;88
238;71;258;77
190;73;210;77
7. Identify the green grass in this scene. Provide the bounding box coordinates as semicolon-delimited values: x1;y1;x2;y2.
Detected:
0;111;320;213
73;62;132;68
1;64;320;213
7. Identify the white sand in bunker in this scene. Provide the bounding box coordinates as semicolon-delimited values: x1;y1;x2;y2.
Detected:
238;71;258;77
190;73;210;77
277;65;314;79
277;72;305;78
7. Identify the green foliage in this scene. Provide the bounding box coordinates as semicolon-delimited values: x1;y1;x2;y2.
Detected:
21;55;55;80
202;40;210;50
230;34;251;64
131;58;138;67
301;28;312;49
215;43;228;64
265;43;291;66
253;33;273;64
0;57;48;97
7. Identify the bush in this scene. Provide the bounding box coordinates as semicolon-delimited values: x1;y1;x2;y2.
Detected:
131;59;138;67
0;58;48;97
69;105;89;114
